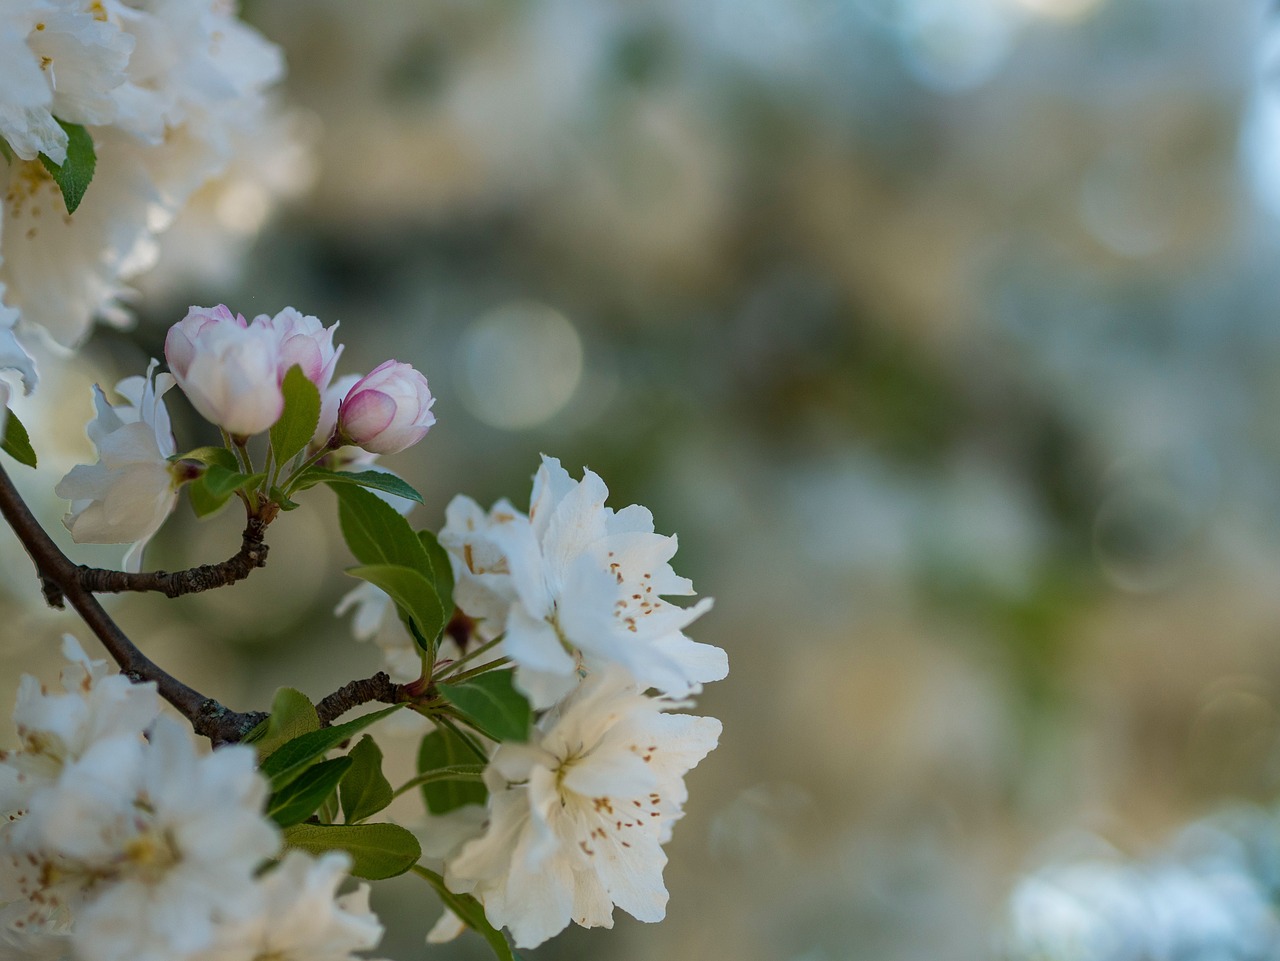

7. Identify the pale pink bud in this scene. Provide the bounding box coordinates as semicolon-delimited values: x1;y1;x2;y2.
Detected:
253;307;343;392
337;360;435;455
164;305;283;437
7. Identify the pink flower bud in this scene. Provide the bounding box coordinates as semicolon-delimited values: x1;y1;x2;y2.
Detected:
163;305;283;437
337;360;435;455
254;307;343;392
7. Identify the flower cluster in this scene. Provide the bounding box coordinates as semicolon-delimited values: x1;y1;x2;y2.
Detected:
0;639;384;961
335;454;727;949
0;0;290;358
54;303;433;569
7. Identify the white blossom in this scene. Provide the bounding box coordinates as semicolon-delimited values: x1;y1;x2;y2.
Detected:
445;670;721;949
441;456;727;707
0;0;287;348
54;359;179;572
0;285;36;435
187;852;385;961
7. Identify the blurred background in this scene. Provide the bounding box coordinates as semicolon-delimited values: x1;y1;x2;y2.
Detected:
9;0;1280;958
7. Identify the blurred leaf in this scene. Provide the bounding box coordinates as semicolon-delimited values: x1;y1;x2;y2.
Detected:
439;671;530;743
283;823;421;880
340;735;394;824
418;727;488;814
415;866;520;961
419;529;455;623
247;688;320;759
173;446;238;471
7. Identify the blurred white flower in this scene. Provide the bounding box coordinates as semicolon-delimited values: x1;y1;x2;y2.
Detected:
441;456;726;708
188;851;385;961
0;0;132;164
54;359;179;571
0;285;35;433
336;360;435;455
165;304;283;436
0;0;287;348
446;669;721;949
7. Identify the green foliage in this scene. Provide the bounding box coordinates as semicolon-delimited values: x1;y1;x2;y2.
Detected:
1;410;37;468
270;366;321;467
414;866;520;961
346;564;444;654
267;756;352;827
332;484;430;570
439;671;531;743
417;727;489;814
340;735;394;824
38;121;95;215
259;705;401;791
245;688;321;759
297;467;423;504
419;529;455;625
188;465;266;517
283;823;422;880
172;446;238;471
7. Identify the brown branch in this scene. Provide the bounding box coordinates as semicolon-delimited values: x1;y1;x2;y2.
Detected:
315;671;407;726
0;461;265;746
74;514;271;597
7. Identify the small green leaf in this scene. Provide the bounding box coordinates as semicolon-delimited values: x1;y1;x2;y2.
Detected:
297;467;423;504
187;478;230;518
439;671;531;743
260;705;402;792
270;366;321;468
39;121;95;215
418;728;489;814
415;867;520;961
346;564;444;655
248;688;320;759
1;410;37;468
283;823;422;880
203;464;266;499
172;446;238;471
270;486;301;511
419;529;455;623
340;735;394;824
332;484;431;571
267;755;352;827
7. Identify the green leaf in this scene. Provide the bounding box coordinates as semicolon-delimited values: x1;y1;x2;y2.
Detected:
340;735;394;824
203;464;266;499
172;446;238;471
418;727;489;814
260;705;401;792
331;484;430;568
247;688;320;759
297;467;423;504
438;671;531;743
419;529;455;623
415;867;520;961
1;410;37;468
267;755;352;827
346;564;444;654
187;478;230;518
270;486;301;511
270;365;321;467
38;121;95;215
283;823;422;880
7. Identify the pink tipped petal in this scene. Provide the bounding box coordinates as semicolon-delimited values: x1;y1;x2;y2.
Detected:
340;389;397;439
